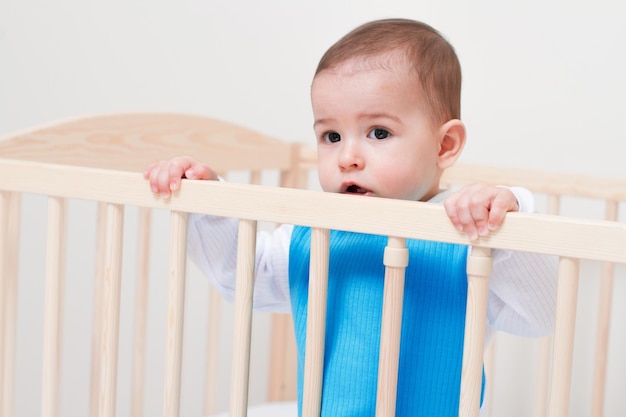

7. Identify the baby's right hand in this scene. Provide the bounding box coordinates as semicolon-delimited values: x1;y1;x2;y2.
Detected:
144;156;218;198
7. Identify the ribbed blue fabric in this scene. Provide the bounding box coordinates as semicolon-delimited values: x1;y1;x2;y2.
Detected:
289;227;483;416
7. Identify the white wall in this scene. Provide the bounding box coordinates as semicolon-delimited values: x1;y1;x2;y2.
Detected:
2;1;625;416
2;0;626;177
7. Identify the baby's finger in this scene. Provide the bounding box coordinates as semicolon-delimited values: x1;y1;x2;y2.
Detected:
145;162;167;194
167;162;186;192
456;207;482;241
143;162;157;179
450;195;480;240
487;191;517;230
443;192;464;232
154;165;174;198
184;164;217;181
468;202;490;238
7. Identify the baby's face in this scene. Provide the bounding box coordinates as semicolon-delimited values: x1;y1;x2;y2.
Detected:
311;60;443;201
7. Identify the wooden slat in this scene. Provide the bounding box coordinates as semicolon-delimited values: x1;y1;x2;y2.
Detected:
376;237;408;417
547;258;580;417
1;160;625;264
533;337;552;417
0;192;20;417
97;203;124;417
0;192;9;417
41;197;67;417
302;228;330;417
459;247;493;417
204;288;223;415
279;143;306;189
268;314;297;402
229;219;258;417
533;193;561;417
590;200;619;417
163;211;188;417
131;207;152;417
90;203;107;417
250;170;262;186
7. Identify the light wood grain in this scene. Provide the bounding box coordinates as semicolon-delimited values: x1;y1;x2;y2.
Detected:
41;197;66;417
302;228;330;417
590;200;619;417
376;237;408;417
547;258;580;417
0;113;298;173
0;192;20;417
1;159;624;265
204;288;223;416
90;203;106;417
163;211;188;417
131;207;151;417
97;203;124;417
229;219;258;417
459;247;492;417
268;314;298;402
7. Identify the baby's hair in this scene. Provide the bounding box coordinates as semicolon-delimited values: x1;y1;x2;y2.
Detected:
315;18;462;125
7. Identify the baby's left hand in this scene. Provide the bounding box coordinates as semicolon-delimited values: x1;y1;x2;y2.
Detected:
443;184;519;241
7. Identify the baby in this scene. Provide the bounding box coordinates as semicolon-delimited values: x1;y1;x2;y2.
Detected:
145;18;556;417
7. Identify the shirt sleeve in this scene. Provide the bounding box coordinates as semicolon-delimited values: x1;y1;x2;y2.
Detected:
486;186;558;337
487;250;558;337
501;185;535;213
187;213;293;313
186;186;558;337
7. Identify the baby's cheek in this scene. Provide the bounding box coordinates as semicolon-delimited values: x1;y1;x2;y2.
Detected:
316;170;334;193
386;168;417;195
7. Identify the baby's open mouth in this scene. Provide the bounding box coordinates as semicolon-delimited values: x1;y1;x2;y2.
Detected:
345;184;369;194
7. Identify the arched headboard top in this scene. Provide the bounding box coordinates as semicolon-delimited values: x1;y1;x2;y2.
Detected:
0;113;300;173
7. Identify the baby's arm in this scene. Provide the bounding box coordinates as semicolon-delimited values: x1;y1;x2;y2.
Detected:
144;156;218;198
444;184;558;337
143;156;292;312
443;184;525;241
187;214;292;312
488;249;557;337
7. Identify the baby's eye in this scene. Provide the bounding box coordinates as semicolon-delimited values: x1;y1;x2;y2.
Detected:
324;131;341;143
368;128;390;140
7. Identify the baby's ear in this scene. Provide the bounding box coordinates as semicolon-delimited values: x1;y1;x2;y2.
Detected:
437;119;466;169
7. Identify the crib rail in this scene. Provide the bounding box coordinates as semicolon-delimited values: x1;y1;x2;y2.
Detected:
2;158;626;417
1;159;624;260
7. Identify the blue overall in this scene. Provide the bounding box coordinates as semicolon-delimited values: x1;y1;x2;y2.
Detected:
289;227;484;416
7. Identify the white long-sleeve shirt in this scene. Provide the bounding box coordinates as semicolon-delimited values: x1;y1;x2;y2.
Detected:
187;187;558;338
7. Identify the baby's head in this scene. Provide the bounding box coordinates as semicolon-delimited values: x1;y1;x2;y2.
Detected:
311;18;466;202
315;18;462;126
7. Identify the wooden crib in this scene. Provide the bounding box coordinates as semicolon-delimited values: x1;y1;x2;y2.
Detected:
0;113;624;417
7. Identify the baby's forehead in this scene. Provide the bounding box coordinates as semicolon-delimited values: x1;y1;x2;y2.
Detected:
322;52;415;80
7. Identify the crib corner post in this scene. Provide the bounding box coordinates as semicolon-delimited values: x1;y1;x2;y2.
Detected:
459;246;492;417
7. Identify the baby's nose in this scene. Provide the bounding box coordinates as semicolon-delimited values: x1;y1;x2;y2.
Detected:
338;142;364;170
